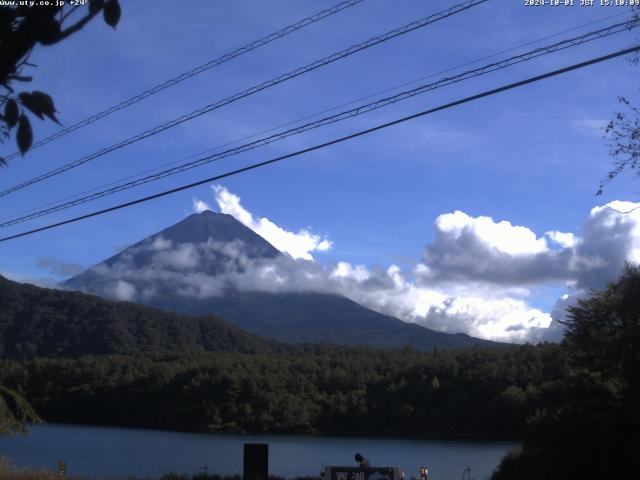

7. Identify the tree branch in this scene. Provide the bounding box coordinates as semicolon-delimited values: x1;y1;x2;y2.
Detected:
60;5;81;24
57;9;101;42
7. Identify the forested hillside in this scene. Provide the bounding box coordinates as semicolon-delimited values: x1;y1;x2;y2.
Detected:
0;275;280;358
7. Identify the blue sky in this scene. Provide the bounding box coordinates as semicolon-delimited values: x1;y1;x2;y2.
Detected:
1;0;639;341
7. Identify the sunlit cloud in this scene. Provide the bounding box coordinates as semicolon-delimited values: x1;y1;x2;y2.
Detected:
192;198;212;213
212;184;332;260
66;190;640;344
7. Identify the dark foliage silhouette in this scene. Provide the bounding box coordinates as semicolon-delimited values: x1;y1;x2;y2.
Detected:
0;0;121;164
492;264;640;479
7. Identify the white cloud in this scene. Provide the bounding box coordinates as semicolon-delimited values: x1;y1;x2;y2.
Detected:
212;185;332;260
331;261;371;282
69;193;640;344
436;210;548;256
153;243;200;270
337;201;640;341
66;238;573;343
545;230;577;249
192;198;212;213
323;261;550;342
573;200;640;289
110;280;136;302
150;236;173;251
36;257;85;277
422;296;552;342
420;201;640;291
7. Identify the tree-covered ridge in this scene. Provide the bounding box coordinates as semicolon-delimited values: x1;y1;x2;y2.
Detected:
0;275;281;359
0;344;567;438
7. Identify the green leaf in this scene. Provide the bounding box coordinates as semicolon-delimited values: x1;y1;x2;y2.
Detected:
31;91;60;125
18;92;44;120
103;0;121;29
4;99;18;129
16;114;33;155
18;91;60;124
37;16;61;46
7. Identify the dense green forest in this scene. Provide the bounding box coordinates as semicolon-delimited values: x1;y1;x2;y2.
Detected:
0;344;566;438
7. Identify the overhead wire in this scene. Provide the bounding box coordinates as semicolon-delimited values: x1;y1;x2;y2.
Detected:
0;0;490;199
1;17;636;228
1;8;628;225
1;45;637;243
0;0;366;162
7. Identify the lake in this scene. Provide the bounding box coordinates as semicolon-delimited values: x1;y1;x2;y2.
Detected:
0;424;518;480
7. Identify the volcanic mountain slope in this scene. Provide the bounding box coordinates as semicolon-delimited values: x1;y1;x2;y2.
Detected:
0;275;280;360
65;210;279;293
64;210;502;350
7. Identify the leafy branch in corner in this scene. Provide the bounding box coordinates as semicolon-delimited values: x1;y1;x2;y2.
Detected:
0;0;122;166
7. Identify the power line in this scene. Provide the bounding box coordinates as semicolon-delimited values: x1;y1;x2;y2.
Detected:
2;18;636;228
0;0;489;199
1;12;627;226
321;10;634;115
1;10;628;225
1;45;636;244
0;0;366;162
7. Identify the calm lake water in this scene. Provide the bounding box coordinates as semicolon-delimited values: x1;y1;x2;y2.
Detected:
0;424;518;480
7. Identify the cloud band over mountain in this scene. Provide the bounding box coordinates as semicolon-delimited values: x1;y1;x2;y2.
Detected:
61;185;640;344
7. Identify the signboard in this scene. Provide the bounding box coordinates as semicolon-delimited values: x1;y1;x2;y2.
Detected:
243;443;268;480
326;466;400;480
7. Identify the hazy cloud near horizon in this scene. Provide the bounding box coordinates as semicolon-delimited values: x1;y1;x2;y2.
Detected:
66;185;640;344
36;257;85;278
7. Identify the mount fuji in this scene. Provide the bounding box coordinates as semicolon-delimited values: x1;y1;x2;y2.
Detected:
64;210;501;350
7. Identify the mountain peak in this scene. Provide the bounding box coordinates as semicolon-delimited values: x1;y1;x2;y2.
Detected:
187;209;222;218
64;212;280;289
160;211;278;256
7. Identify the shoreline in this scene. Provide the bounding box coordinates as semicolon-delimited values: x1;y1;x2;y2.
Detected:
1;425;517;480
28;421;524;443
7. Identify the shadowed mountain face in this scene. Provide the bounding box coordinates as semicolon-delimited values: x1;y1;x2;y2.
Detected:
65;211;501;350
149;290;497;350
